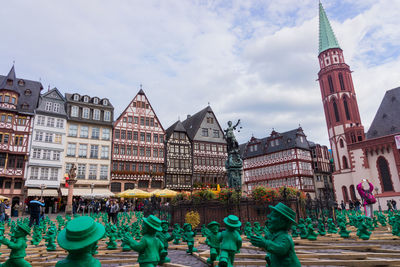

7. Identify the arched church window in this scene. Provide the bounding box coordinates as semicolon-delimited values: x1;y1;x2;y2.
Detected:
343;98;351;120
333;101;340;122
377;156;394;192
339;139;344;148
339;73;345;90
328;75;334;93
349;184;356;201
342;186;349;202
342;156;349;169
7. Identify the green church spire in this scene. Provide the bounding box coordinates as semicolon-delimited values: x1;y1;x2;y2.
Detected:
319;2;340;54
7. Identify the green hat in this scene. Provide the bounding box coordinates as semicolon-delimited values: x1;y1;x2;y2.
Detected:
183;223;192;229
57;216;105;250
223;215;241;228
161;220;169;225
17;223;31;235
269;202;297;225
143;215;162;232
207;221;220;228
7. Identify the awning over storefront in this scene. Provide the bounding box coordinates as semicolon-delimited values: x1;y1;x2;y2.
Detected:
27;188;59;197
61;188;114;198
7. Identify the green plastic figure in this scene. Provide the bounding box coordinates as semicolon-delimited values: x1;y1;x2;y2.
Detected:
317;219;326;236
204;221;220;266
377;213;387;226
172;223;182;244
250;202;301;267
106;225;118;250
252;221;263;237
56;216;105;267
297;219;307;239
327;218;338;234
356;217;372;240
244;222;252;238
122;215;166;267
290;225;299;238
218;215;242;267
182;223;197;254
31;225;42;246
306;218;318;241
44;227;57;251
156;221;174;264
392;214;400;237
0;223;31;267
338;222;351;238
120;225;132;251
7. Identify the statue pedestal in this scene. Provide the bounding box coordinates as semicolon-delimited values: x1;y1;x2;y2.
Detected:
65;179;77;215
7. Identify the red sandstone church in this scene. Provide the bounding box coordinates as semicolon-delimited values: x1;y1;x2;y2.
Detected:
317;3;400;207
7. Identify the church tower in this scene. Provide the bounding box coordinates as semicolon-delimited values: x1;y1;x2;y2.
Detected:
317;3;365;173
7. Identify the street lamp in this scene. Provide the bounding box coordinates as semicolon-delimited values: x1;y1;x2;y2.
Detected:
374;187;382;212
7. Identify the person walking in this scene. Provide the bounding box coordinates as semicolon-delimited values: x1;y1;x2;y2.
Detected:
340;200;346;211
392;199;397;210
29;197;45;227
110;200;119;224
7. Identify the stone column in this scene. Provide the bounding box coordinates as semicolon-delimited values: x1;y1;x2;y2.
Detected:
65;179;77;215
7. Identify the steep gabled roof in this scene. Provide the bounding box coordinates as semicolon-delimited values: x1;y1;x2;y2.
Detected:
41;87;66;101
240;127;310;159
319;2;340;54
0;66;43;114
366;87;400;139
165;120;187;139
181;105;213;140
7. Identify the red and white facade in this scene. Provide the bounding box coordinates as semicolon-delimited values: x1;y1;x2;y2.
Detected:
242;129;315;195
0;67;42;203
111;89;165;192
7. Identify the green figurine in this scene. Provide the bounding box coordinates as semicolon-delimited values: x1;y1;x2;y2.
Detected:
252;221;263;237
306;218;318;241
56;216;105;267
182;223;197;254
123;215;166;267
297;218;307;239
356;217;372;240
244;222;252;238
44;227;57;251
250;202;301;267
291;225;299;238
338;222;351;238
204;221;220;266
218;215;242;267
327;218;338;234
0;223;31;267
156;221;174;264
172;223;182;244
392;214;400;237
317;219;326;236
106;225;118;250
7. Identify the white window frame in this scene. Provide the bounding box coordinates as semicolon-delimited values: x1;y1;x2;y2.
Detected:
71;106;79;117
53;103;60;113
82;108;90;119
80;126;89;138
104;111;111;121
45;102;53;112
93;109;100;120
73;94;79;101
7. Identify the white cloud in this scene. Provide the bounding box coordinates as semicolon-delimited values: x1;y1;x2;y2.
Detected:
0;0;398;147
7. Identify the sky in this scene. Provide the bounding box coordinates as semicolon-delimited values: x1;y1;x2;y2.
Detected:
1;0;399;146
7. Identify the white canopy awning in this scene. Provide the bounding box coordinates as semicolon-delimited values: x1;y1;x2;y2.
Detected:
27;188;59;197
61;188;114;198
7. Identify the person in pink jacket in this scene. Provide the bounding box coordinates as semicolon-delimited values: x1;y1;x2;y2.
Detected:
356;179;376;218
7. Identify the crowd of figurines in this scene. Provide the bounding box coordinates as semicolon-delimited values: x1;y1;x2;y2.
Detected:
0;202;398;266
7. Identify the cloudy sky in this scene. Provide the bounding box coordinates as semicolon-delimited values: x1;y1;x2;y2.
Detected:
1;0;399;146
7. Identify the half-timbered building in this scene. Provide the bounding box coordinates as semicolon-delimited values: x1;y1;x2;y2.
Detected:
26;88;67;198
164;120;192;190
182;106;227;187
0;66;42;204
241;127;315;195
62;93;114;197
111;89;165;192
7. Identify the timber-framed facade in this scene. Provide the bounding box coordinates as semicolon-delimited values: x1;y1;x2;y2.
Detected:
111;89;165;192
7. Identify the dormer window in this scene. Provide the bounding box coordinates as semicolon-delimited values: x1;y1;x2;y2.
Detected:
83;96;89;102
93;98;99;104
18;80;25;86
24;89;31;95
11;97;16;105
103;99;108;106
6;79;13;86
73;94;79;101
21;103;29;109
